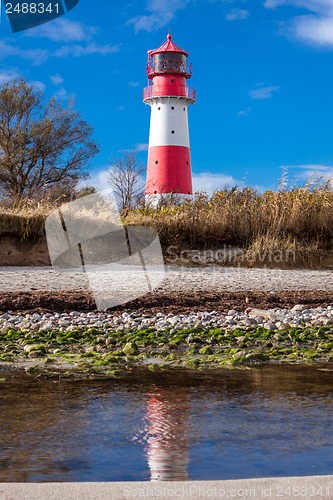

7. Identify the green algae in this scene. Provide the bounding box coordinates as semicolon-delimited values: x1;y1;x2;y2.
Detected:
1;324;333;378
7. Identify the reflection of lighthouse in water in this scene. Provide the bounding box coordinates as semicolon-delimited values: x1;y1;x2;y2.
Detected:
143;387;190;481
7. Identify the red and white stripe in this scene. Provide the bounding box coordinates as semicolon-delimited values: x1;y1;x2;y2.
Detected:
144;90;194;205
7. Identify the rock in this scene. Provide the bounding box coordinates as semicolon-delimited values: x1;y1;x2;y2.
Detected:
199;346;213;355
39;322;53;332
291;304;306;312
278;323;291;330
225;319;237;325
240;319;253;327
246;308;276;321
24;344;46;354
1;324;10;334
123;342;138;355
245;352;268;362
264;322;278;331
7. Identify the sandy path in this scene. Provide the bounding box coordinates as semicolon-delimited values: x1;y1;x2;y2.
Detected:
0;265;331;292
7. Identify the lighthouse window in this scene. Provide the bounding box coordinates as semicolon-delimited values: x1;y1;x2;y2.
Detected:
183;108;186;111
154;191;157;194
171;106;174;110
171;79;175;83
155;160;159;164
186;161;189;165
171;130;175;134
153;53;186;73
158;107;161;110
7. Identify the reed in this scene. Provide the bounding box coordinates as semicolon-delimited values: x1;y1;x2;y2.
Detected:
1;181;333;266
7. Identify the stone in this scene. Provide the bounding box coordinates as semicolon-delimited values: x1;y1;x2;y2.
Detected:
123;342;138;355
291;304;306;312
264;322;278;331
279;323;291;330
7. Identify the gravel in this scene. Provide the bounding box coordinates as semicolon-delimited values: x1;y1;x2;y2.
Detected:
0;265;332;292
1;305;333;333
0;266;332;332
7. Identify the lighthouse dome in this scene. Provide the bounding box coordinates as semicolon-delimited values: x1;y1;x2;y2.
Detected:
150;33;189;57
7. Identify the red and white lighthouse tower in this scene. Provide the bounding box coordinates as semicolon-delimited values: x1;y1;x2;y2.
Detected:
143;33;196;206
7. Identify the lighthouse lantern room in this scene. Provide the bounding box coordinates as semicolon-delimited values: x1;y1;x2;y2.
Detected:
143;34;196;206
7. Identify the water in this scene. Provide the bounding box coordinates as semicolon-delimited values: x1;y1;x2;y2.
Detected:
1;365;333;482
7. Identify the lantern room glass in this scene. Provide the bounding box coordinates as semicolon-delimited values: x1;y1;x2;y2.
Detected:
152;53;187;74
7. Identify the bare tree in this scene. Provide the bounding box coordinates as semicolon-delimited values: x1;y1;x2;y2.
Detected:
107;152;145;211
0;78;99;199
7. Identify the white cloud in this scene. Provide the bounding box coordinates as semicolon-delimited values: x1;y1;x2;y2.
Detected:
264;0;333;13
120;143;149;153
50;74;64;86
26;18;97;43
53;86;74;100
284;164;333;180
225;8;250;20
87;168;242;197
192;172;242;195
0;40;49;65
134;143;149;152
30;80;45;91
127;0;190;32
0;70;46;92
237;107;252;116
249;85;280;100
264;0;333;47
84;169;111;192
24;19;120;60
0;69;20;84
291;14;333;45
54;43;120;58
129;81;140;87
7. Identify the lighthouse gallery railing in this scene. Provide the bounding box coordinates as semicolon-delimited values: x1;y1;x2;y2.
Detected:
143;86;196;101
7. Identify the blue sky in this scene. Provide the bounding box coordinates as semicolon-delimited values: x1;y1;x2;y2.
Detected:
1;0;333;194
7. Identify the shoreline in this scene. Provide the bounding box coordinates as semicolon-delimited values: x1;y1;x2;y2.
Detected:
0;266;333;378
1;314;333;378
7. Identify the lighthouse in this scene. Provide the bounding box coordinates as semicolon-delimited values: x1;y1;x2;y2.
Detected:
143;33;196;207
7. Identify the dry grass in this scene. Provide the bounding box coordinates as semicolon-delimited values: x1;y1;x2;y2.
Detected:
125;183;333;266
1;182;333;266
0;198;55;239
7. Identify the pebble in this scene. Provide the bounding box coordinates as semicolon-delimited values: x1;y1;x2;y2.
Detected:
0;304;331;333
291;304;306;312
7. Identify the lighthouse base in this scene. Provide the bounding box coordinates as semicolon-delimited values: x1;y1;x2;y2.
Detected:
145;193;193;208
